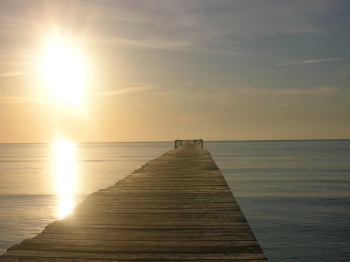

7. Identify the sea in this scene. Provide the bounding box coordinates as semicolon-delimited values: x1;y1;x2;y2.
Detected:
0;140;349;261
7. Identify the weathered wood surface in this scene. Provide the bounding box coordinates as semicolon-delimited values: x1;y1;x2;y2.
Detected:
0;140;268;261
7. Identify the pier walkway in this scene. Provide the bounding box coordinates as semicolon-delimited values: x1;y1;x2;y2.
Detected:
0;140;267;261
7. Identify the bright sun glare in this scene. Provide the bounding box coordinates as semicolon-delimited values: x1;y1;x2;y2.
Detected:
53;141;77;218
43;41;84;104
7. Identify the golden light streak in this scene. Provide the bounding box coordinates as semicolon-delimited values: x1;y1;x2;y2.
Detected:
53;141;76;218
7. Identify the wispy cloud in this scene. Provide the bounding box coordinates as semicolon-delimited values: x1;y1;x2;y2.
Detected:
95;1;330;47
189;75;267;82
339;72;350;77
308;104;350;115
0;71;26;77
0;96;40;103
239;86;335;96
95;85;159;97
276;58;342;66
156;86;337;107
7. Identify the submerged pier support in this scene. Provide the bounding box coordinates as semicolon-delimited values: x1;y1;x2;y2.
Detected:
0;140;267;261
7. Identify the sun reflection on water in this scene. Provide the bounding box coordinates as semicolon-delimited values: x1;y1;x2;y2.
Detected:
53;141;76;219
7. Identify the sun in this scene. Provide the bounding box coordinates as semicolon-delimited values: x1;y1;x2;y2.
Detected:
42;40;84;104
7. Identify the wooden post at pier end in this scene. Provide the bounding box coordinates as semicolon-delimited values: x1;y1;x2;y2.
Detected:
0;140;268;261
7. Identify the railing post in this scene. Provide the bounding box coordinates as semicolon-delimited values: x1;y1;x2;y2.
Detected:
175;140;183;149
192;139;203;148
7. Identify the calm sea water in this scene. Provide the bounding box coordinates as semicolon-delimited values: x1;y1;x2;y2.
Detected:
0;140;349;261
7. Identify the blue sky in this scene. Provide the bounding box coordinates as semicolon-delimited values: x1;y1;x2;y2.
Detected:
0;0;349;142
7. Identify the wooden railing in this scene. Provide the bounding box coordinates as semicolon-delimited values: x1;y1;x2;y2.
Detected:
193;139;203;148
175;139;203;149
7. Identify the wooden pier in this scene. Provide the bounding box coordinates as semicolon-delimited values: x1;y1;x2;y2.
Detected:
0;140;267;261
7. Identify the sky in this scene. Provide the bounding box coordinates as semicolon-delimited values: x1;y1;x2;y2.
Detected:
0;0;349;143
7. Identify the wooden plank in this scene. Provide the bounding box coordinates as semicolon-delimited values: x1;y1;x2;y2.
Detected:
74;202;239;208
49;220;250;228
19;239;260;248
41;228;256;236
69;209;242;214
3;250;267;260
125;171;221;175
64;213;247;220
117;183;229;186
0;258;267;262
120;177;227;181
90;191;234;196
86;194;235;200
64;211;244;218
9;244;262;253
80;197;237;203
32;232;257;241
44;224;250;230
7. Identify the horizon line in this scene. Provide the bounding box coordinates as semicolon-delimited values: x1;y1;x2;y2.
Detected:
1;138;349;145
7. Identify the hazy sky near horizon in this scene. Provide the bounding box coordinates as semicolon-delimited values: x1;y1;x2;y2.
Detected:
0;0;349;142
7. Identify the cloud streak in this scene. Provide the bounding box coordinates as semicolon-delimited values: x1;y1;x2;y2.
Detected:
0;96;40;103
95;85;159;97
189;75;267;82
275;58;342;66
239;86;336;96
0;71;26;77
339;72;350;77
